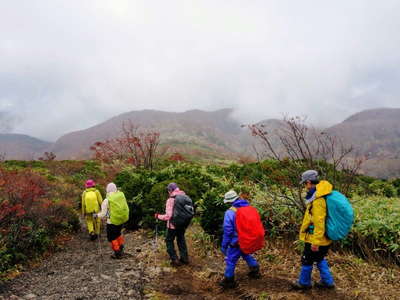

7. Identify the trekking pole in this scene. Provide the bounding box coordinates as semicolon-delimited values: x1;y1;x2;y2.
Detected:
154;219;158;265
94;214;102;274
155;220;158;247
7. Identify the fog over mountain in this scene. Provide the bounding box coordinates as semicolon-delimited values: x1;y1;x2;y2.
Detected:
1;1;400;141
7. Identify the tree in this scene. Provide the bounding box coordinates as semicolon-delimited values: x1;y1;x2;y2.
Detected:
247;116;363;212
90;121;166;170
38;152;56;161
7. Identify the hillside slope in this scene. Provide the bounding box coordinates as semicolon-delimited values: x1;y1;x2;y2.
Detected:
327;108;400;158
0;134;51;160
51;109;247;160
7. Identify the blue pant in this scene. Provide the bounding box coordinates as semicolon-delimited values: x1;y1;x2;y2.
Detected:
224;246;259;278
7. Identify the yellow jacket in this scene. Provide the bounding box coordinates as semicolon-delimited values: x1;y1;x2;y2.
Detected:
299;180;333;246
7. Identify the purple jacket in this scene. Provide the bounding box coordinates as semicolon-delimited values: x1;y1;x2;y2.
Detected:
221;198;249;250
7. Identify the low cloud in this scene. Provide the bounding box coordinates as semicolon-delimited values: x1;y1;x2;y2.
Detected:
1;0;400;140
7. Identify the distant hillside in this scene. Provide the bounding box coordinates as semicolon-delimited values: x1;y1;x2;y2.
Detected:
327;108;400;158
51;109;245;160
2;107;400;178
0;134;51;160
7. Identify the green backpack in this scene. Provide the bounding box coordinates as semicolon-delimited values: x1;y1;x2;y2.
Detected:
108;191;129;226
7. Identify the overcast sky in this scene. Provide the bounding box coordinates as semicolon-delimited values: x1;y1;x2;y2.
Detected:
1;0;400;141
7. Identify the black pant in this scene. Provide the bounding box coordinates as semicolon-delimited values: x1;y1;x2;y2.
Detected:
301;243;330;266
165;227;188;262
107;224;122;242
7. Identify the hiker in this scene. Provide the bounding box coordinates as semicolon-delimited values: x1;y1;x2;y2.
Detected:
155;183;194;267
219;190;263;289
292;170;335;290
94;182;129;259
81;179;103;240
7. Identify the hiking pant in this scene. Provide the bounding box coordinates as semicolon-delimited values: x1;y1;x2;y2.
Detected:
224;246;259;278
107;224;124;252
301;243;330;266
165;227;188;262
85;214;101;235
298;243;334;286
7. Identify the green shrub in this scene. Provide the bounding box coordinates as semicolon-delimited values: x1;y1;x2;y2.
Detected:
351;196;400;264
368;180;397;198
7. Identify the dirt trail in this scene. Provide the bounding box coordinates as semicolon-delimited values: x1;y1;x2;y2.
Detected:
0;225;153;300
1;224;399;300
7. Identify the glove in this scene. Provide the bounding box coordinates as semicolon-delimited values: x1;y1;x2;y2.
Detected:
154;213;159;219
92;213;97;218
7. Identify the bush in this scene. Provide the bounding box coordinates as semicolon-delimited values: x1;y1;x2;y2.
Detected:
115;165;208;230
0;167;79;275
368;180;397;198
351;196;400;264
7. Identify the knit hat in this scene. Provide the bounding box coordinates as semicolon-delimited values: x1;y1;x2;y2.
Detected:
85;179;95;188
167;182;178;192
224;190;239;203
300;170;319;184
106;182;117;194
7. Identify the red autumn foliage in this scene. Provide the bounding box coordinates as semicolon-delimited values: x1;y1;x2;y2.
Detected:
0;167;47;209
90;121;166;170
169;152;186;162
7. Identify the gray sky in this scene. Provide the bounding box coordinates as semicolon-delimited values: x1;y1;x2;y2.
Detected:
1;0;400;141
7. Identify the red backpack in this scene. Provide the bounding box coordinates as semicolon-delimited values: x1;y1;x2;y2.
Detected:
231;206;265;254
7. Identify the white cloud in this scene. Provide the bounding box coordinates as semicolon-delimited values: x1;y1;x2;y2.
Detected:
0;0;400;140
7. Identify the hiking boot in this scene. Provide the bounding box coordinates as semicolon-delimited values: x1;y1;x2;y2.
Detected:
170;259;182;267
314;281;335;289
120;244;125;255
219;276;238;289
248;266;261;279
291;281;312;291
179;258;189;265
89;233;97;241
111;250;122;259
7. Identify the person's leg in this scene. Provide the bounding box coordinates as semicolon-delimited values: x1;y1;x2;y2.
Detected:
117;232;125;253
176;227;189;264
165;228;179;263
220;247;241;288
86;215;94;235
107;224;122;258
315;246;334;288
242;252;260;279
94;217;101;235
293;243;313;289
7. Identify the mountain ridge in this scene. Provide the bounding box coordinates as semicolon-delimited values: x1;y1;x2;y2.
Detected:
1;107;400;177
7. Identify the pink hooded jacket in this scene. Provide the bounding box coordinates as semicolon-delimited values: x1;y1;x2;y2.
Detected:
157;188;186;229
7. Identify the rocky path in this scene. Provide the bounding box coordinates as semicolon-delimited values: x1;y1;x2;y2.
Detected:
1;226;154;300
2;224;400;300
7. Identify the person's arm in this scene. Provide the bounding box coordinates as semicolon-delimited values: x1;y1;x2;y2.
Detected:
157;198;174;221
221;210;234;253
96;198;109;219
96;189;103;206
299;209;311;235
310;198;327;247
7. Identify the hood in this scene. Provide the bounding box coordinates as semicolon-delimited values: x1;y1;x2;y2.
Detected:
171;188;185;197
316;180;333;198
232;198;249;208
85;187;97;192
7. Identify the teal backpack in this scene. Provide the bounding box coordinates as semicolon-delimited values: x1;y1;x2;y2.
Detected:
325;191;354;241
